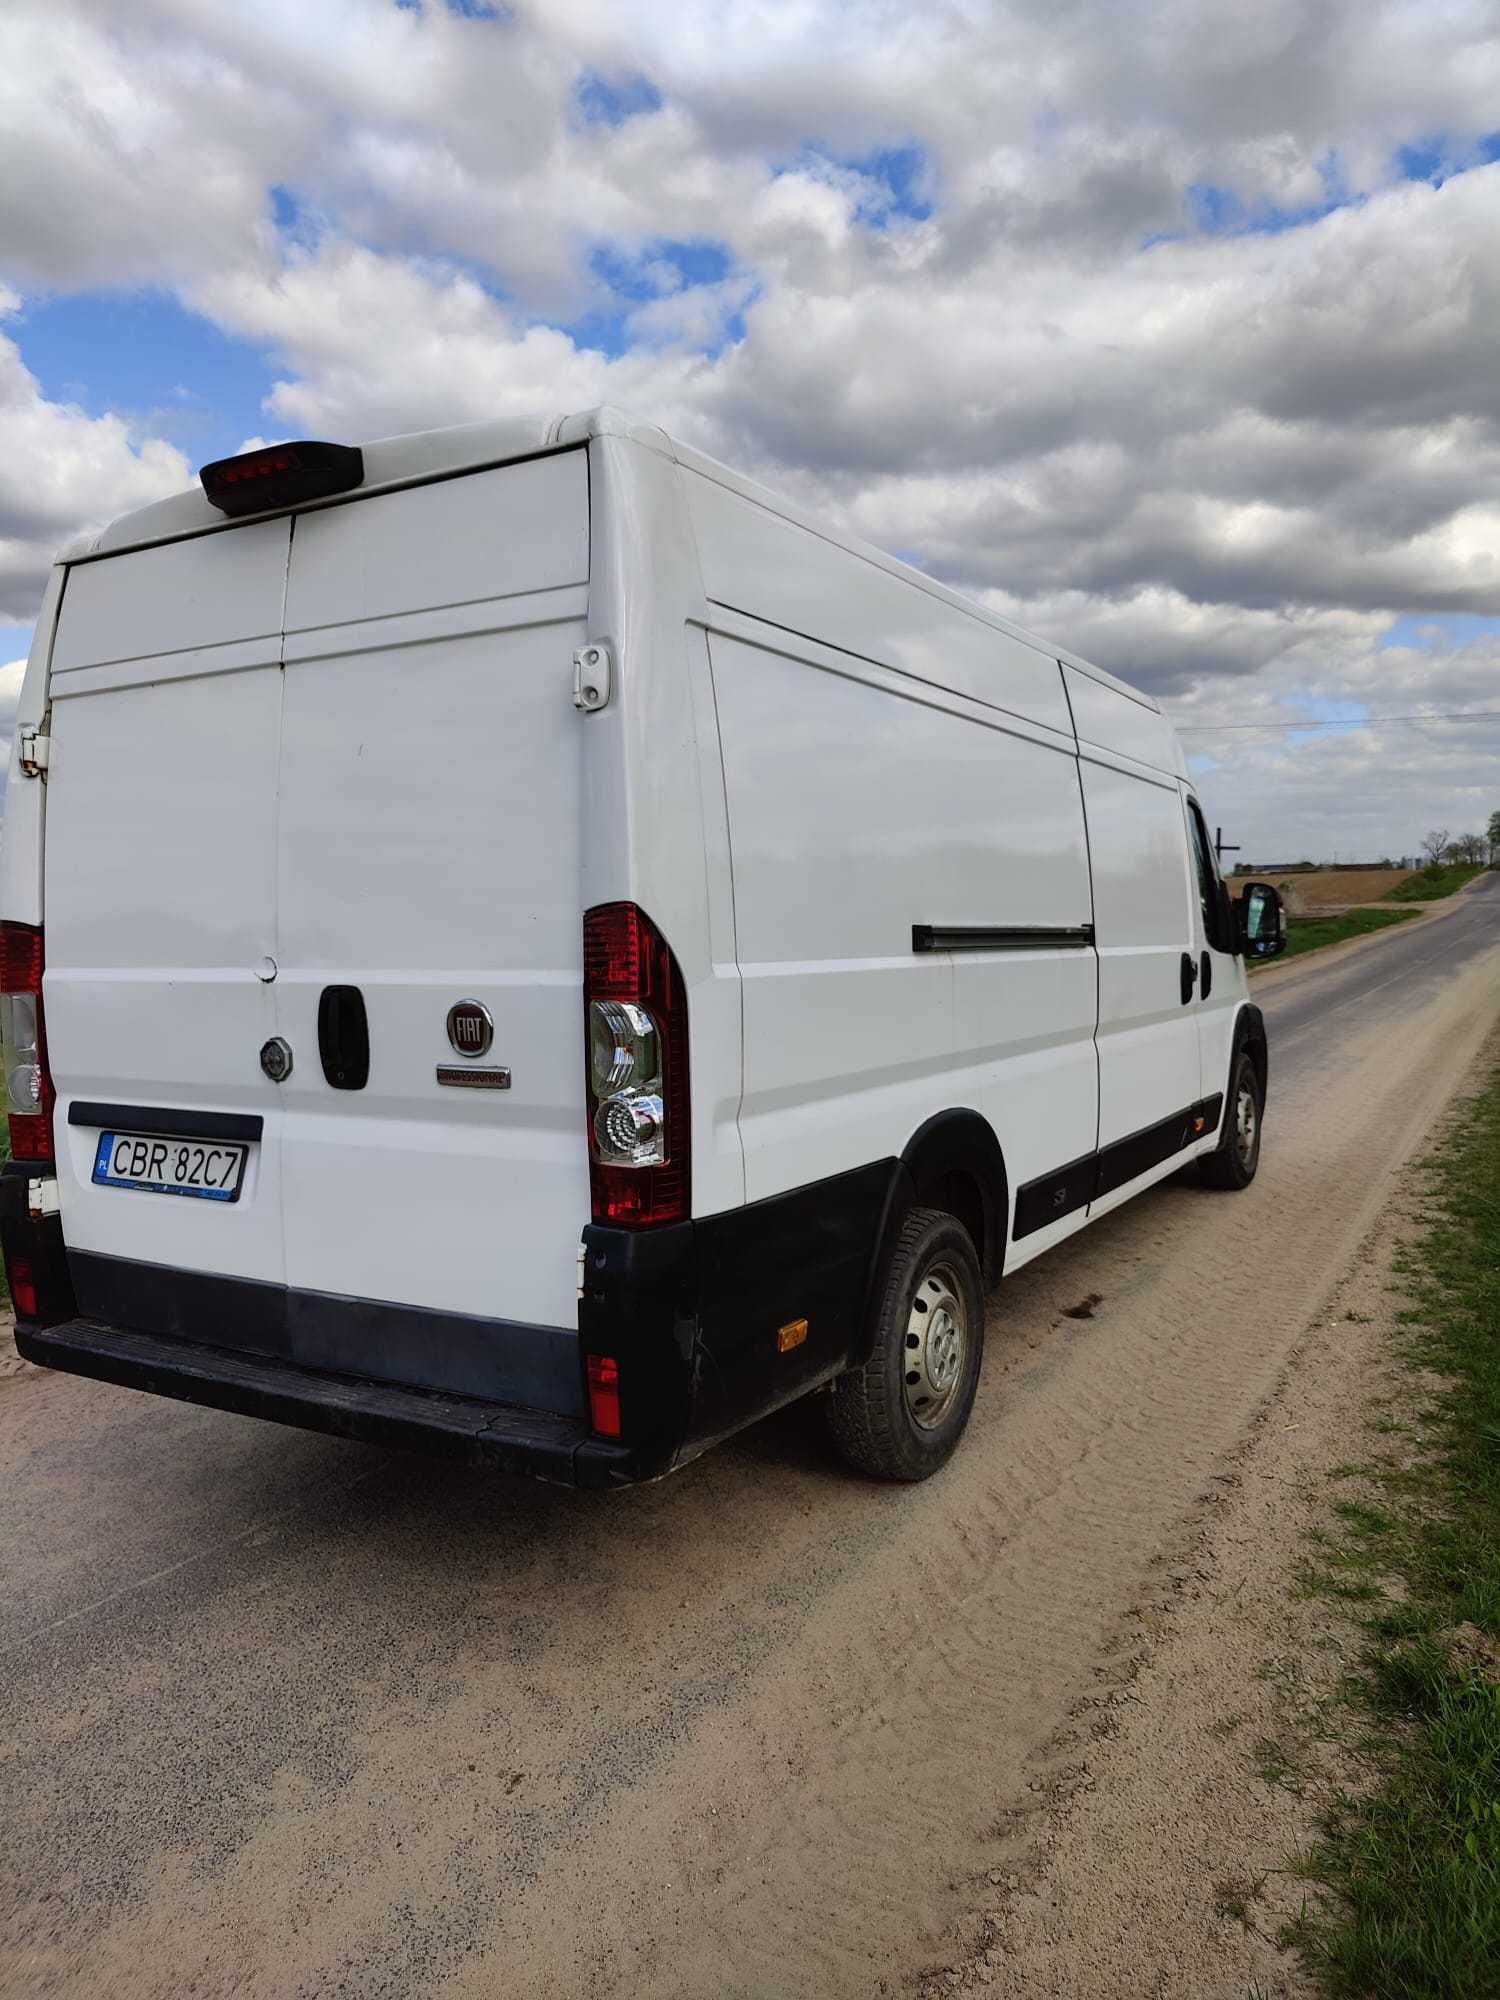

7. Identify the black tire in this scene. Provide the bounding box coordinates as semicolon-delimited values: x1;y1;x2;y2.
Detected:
1199;1049;1263;1190
825;1206;985;1482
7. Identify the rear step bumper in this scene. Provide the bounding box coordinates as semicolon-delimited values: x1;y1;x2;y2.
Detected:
15;1319;638;1489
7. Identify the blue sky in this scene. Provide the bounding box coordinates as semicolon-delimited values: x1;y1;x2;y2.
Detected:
14;291;277;466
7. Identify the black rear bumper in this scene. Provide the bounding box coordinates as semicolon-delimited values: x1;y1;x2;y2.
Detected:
15;1318;637;1489
3;1154;899;1484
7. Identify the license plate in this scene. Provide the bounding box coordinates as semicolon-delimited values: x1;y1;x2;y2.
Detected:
92;1131;248;1203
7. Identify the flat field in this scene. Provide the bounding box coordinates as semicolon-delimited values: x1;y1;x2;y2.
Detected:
1253;867;1413;910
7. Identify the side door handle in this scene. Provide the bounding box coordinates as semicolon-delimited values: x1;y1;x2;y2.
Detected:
1180;951;1198;1005
1200;950;1212;1000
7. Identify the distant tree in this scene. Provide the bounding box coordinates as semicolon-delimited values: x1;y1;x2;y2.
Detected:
1421;828;1451;866
1488;808;1500;862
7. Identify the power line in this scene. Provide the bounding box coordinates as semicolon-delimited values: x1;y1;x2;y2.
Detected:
1175;706;1500;734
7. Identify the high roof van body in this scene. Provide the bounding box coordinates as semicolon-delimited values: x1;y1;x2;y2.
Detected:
1;409;1282;1484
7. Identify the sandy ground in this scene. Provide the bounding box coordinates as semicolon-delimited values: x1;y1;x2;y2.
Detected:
952;1108;1442;1997
2;882;1498;1999
0;1314;36;1386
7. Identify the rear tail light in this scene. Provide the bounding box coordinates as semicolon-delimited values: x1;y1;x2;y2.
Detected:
0;922;54;1162
585;1353;622;1437
7;1252;37;1320
583;903;689;1228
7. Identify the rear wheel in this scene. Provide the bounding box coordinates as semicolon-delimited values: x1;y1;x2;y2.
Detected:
826;1206;985;1481
1199;1049;1262;1190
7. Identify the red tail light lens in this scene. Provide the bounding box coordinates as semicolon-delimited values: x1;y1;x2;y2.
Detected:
0;921;54;1162
583;903;689;1227
7;1252;37;1320
199;440;365;518
585;1353;622;1438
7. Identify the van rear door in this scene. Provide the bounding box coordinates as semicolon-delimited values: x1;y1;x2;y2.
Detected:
45;523;291;1292
45;449;595;1402
271;451;592;1346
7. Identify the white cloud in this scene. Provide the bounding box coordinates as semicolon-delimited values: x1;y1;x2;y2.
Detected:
2;0;1500;852
0;295;191;620
0;655;25;737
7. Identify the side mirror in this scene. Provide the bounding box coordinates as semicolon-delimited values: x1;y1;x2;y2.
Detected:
1236;881;1287;959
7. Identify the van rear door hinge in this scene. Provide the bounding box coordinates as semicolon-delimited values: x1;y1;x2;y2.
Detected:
26;1177;60;1219
17;725;50;777
572;643;612;713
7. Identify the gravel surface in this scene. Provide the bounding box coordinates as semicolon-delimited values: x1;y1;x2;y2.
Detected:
2;875;1497;2000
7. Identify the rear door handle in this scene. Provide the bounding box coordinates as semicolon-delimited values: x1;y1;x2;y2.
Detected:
1200;950;1212;1000
1180;951;1198;1005
318;984;370;1090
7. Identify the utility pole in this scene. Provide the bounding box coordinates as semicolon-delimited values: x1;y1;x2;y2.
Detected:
1214;826;1241;871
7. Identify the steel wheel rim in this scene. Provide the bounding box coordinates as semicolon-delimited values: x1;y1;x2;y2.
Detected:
1235;1081;1258;1168
902;1260;968;1430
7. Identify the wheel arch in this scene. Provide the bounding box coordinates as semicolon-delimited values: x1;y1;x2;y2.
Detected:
1235;1001;1269;1102
853;1110;1008;1368
901;1108;1008;1286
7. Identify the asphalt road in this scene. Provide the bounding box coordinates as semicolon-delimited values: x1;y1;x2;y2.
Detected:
1260;869;1500;1064
3;878;1498;2000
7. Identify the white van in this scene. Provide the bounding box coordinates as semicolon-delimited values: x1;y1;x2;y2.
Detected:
1;408;1285;1486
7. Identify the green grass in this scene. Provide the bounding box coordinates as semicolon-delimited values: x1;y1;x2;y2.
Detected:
1265;907;1417;964
1285;1053;1500;1996
1384;863;1488;902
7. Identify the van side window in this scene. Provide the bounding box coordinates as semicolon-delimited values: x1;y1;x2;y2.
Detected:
1185;799;1224;947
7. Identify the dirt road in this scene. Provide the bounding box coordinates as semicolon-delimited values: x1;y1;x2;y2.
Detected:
4;878;1499;2000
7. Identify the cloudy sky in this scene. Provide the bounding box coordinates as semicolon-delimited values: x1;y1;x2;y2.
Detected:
3;0;1499;858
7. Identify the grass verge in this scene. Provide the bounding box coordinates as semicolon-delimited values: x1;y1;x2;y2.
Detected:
1384;863;1488;902
1254;906;1416;968
1286;1051;1500;1995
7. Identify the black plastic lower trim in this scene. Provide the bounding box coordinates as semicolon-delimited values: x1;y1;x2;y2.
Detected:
68;1102;264;1143
1013;1092;1225;1240
1093;1098;1207;1200
15;1319;630;1488
66;1251;583;1417
578;1158;898;1472
0;1160;78;1326
1012;1150;1096;1238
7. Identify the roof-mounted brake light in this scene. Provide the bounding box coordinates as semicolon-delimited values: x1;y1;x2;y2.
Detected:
199;440;364;518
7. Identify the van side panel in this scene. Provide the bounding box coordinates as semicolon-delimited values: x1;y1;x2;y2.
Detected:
708;627;1097;1224
1063;663;1180;777
687;472;1074;737
1078;750;1200;1158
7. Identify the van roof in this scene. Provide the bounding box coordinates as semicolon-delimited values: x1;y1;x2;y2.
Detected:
64;404;1168;728
63;407;660;562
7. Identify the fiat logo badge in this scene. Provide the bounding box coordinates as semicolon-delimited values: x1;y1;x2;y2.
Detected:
446;999;493;1059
